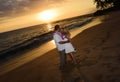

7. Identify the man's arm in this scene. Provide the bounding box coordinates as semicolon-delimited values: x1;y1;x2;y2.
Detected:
53;33;70;44
59;40;70;44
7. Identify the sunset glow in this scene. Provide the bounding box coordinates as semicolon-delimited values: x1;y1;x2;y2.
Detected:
37;9;57;22
0;0;96;32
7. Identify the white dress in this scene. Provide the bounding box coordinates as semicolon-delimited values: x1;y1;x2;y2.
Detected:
63;37;75;54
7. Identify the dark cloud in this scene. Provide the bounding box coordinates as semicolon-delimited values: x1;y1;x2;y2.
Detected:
0;0;66;16
0;0;30;15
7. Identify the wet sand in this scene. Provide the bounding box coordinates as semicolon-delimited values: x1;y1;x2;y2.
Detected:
0;11;120;82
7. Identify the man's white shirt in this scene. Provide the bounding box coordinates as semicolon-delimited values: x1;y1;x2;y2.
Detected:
53;32;65;51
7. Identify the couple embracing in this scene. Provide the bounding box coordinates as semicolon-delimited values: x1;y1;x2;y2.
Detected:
53;25;78;70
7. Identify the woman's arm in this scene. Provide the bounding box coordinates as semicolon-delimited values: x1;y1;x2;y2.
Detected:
66;32;72;42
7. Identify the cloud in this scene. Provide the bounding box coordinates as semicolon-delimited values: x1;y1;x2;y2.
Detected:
0;0;66;13
0;0;95;18
0;0;32;16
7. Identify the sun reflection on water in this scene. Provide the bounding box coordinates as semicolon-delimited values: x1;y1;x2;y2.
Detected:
47;24;52;31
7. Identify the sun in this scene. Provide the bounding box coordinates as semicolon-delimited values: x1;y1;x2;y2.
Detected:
37;9;57;22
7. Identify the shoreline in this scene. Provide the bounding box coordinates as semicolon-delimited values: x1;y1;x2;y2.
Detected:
0;11;120;82
0;16;93;58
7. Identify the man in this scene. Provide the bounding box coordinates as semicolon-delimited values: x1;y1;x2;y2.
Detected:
53;25;70;70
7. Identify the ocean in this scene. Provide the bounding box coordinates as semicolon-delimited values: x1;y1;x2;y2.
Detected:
0;14;93;60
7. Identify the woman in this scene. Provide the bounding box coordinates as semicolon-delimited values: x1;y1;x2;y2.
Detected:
61;28;78;64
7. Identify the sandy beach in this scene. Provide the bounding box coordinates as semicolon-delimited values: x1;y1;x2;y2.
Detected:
0;11;120;82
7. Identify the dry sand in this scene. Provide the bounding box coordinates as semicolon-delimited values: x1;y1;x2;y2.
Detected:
0;11;120;82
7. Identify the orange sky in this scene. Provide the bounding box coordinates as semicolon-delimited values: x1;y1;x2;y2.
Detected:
54;0;96;19
34;0;96;22
0;0;96;32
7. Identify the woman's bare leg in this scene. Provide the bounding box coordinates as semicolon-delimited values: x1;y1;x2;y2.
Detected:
68;53;77;64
